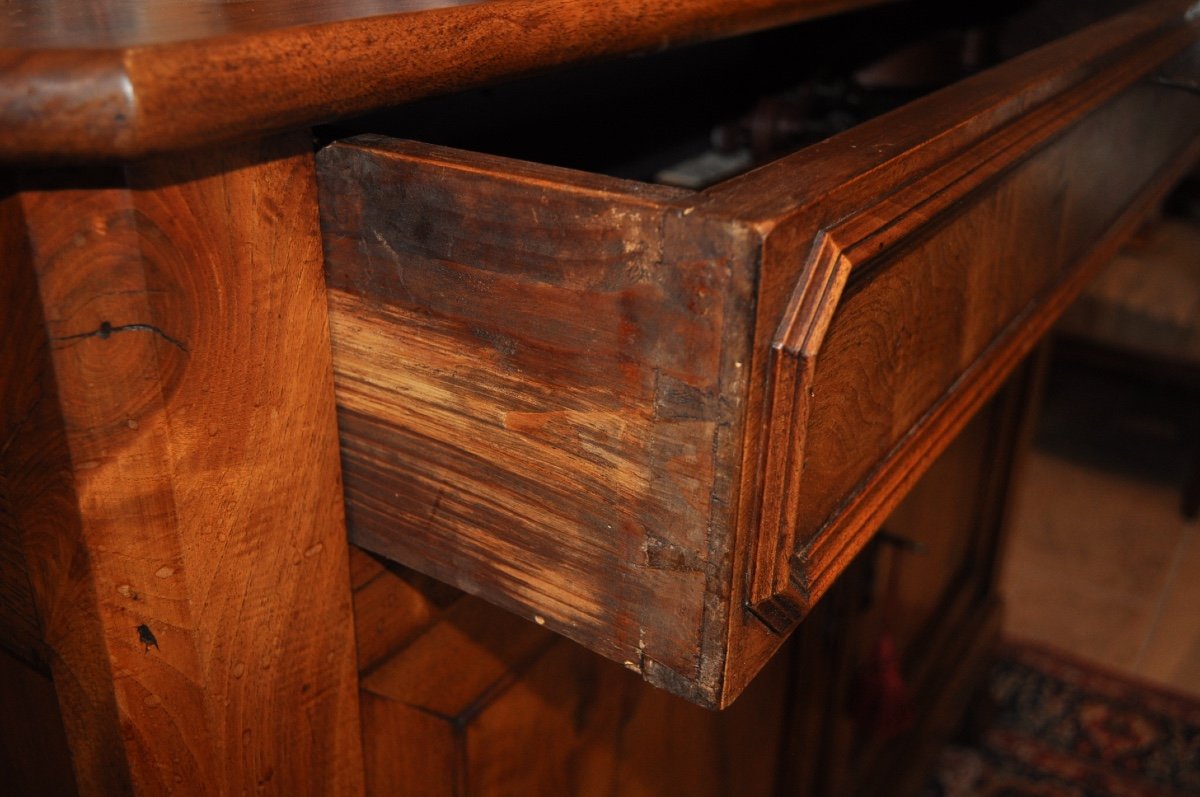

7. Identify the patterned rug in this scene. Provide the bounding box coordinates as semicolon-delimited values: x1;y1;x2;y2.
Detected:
925;641;1200;797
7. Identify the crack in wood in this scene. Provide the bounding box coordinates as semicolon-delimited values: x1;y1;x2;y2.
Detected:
51;320;189;353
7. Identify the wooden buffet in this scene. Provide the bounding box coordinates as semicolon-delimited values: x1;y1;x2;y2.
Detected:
2;0;1199;794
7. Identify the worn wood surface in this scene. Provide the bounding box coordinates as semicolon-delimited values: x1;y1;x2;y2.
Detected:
321;137;756;706
1;134;363;795
346;358;1030;795
8;1;1183;792
320;0;1200;708
0;0;896;161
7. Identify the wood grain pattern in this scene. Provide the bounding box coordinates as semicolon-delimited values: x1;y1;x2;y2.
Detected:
767;357;1040;797
0;186;129;793
321;0;1200;709
717;3;1200;697
2;134;364;794
825;359;1039;797
360;594;791;797
321;136;756;706
0;0;894;162
746;33;1200;629
350;548;463;671
345;384;1027;797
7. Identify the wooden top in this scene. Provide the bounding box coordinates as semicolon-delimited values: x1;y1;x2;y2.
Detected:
0;0;888;162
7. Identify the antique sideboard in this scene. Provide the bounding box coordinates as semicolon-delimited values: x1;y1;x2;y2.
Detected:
3;0;1199;794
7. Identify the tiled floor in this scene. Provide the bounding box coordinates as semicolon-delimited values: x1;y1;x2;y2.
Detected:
1000;359;1200;699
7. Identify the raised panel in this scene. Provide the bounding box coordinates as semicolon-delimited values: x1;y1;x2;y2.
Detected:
748;66;1200;630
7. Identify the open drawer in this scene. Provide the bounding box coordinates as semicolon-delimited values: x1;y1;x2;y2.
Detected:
317;0;1200;708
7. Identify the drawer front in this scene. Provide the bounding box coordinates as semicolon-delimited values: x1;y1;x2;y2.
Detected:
318;0;1200;707
739;26;1200;633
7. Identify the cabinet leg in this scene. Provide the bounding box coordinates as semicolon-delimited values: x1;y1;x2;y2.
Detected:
0;134;364;795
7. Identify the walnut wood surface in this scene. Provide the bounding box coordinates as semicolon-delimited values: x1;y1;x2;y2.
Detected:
347;362;1028;795
0;0;892;162
359;592;792;797
321;137;754;705
770;357;1040;796
349;548;462;671
716;0;1200;699
8;0;1190;791
824;359;1039;797
745;30;1200;630
0;188;127;793
321;0;1200;708
0;134;364;794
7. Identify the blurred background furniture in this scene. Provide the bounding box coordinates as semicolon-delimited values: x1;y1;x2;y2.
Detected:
1056;206;1200;518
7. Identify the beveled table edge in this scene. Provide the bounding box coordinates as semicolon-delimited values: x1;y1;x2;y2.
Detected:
0;0;892;163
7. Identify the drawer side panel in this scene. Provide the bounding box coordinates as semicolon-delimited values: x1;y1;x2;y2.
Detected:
319;140;755;704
